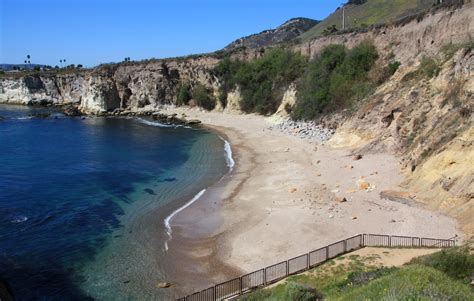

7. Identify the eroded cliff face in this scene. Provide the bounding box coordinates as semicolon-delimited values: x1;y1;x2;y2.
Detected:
294;3;473;64
330;47;473;235
0;56;219;114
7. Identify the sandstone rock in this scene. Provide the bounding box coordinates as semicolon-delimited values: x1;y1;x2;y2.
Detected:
157;282;174;288
358;180;371;190
337;197;348;203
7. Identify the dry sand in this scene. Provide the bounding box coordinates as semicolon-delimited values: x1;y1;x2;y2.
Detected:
159;107;461;295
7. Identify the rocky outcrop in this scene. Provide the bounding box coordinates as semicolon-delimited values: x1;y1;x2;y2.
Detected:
0;56;219;114
224;18;319;51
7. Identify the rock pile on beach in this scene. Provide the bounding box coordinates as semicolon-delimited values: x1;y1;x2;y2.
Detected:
268;118;335;142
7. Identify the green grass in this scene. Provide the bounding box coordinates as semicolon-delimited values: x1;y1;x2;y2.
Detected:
402;56;441;82
340;265;474;301
239;247;474;301
298;0;438;41
441;40;474;60
409;245;474;283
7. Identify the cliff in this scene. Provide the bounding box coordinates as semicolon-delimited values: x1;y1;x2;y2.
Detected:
0;56;220;114
0;4;472;114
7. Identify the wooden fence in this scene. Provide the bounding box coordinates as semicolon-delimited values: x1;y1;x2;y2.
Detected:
177;233;455;301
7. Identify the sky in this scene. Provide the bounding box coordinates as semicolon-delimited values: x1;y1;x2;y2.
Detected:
1;0;344;67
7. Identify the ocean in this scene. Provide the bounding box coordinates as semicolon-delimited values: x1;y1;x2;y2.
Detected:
0;105;231;300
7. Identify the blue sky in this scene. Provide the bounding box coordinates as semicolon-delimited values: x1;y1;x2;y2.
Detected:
1;0;343;67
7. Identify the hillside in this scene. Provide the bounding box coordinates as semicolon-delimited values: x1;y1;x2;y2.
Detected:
298;0;439;41
224;18;319;51
240;245;474;300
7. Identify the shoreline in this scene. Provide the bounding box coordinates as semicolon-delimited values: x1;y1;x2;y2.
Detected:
163;133;235;252
161;107;463;297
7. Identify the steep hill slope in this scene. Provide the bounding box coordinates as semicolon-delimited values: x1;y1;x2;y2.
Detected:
298;0;439;41
224;18;318;51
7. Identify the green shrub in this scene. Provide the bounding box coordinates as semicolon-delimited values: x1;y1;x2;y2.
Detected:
388;61;401;75
402;56;441;82
442;40;474;60
176;82;191;106
214;48;307;115
419;57;441;78
293;41;378;120
340;265;474;301
409;246;474;282
282;282;322;301
192;84;215;111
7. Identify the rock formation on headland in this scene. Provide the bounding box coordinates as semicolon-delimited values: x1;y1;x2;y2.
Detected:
224;17;319;51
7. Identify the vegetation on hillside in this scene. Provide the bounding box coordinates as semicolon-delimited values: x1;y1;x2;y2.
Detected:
239;245;474;300
214;48;307;114
298;0;440;41
192;84;216;111
292;42;379;120
212;41;396;119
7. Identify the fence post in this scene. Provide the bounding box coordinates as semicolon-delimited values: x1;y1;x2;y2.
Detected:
239;276;243;294
263;268;267;286
286;260;289;276
362;234;366;247
213;285;216;301
343;240;347;253
306;253;310;270
389;236;392;248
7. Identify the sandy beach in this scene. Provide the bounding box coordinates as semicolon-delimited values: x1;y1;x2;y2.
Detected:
160;107;462;296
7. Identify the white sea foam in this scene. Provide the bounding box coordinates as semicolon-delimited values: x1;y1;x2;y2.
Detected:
220;136;235;171
11;215;28;223
136;118;175;128
163;189;206;251
162;130;235;251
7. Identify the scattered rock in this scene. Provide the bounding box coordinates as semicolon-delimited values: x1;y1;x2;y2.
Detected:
329;214;334;219
157;282;174;288
353;154;363;160
352;216;358;220
63;105;83;116
289;187;297;193
186;119;201;125
29;113;51;118
337;197;348;203
390;219;397;223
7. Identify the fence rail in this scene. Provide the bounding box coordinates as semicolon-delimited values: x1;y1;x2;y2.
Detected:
176;233;455;301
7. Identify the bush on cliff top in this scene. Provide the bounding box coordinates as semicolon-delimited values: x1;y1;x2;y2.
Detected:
292;41;379;120
214;48;307;115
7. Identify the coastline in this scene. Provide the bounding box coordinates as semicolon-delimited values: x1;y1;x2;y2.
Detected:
161;107;463;297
